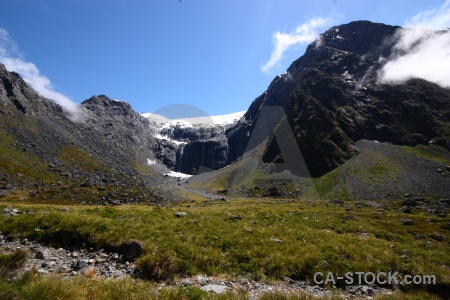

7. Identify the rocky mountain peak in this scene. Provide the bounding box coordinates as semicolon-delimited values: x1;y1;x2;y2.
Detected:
225;21;450;177
317;20;400;55
81;95;137;117
0;63;63;117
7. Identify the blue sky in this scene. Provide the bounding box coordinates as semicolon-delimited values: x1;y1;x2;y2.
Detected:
0;0;449;117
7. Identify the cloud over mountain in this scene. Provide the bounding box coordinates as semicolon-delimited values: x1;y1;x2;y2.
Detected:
378;0;450;88
0;28;83;121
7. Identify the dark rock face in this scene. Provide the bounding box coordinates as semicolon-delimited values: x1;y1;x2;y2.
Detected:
225;21;450;177
1;21;449;183
0;64;63;117
179;138;228;174
161;124;225;142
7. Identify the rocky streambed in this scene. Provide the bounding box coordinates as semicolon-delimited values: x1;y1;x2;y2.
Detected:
0;236;399;299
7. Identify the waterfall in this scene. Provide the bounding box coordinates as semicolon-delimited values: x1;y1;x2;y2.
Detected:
199;142;206;174
177;145;185;172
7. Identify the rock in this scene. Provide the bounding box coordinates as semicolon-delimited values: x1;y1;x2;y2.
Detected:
342;215;356;220
80;181;92;187
429;233;445;242
402;199;418;207
330;199;344;205
122;240;143;261
267;186;281;197
74;259;89;270
438;199;450;206
59;206;70;211
48;256;59;261
270;238;283;243
399;206;412;214
230;215;243;221
35;250;48;260
182;279;193;286
446;166;450;172
428;208;448;217
436;168;443;173
362;286;374;296
400;218;414;225
282;276;296;284
200;284;229;294
363;201;383;208
174;212;187;218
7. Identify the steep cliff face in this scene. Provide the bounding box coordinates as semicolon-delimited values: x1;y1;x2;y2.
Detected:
225;21;450;177
0;65;173;204
1;20;449;191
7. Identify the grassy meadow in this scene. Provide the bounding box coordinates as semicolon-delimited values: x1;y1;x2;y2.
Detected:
0;194;448;299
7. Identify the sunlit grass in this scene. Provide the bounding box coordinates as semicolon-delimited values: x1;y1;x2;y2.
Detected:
0;198;448;287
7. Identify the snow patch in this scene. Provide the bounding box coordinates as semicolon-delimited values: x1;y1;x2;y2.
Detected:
147;158;157;165
154;134;187;146
142;111;245;128
164;171;192;178
210;111;245;126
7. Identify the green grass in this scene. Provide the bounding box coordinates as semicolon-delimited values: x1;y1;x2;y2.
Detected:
312;164;344;199
0;199;448;285
0;197;448;299
0;249;27;278
57;146;111;173
402;144;450;166
0;126;57;184
0;272;245;300
0;273;442;300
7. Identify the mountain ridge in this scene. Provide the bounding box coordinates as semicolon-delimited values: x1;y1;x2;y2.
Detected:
1;20;449;201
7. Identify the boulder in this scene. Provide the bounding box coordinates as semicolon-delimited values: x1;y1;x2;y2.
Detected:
122;240;144;261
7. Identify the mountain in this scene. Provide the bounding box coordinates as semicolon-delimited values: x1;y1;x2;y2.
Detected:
187;21;450;198
141;21;450;182
142;111;244;174
1;20;449;202
224;21;450;177
0;68;175;204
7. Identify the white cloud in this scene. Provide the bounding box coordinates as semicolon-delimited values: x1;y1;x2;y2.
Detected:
261;17;331;74
378;1;450;88
404;0;450;30
0;28;84;122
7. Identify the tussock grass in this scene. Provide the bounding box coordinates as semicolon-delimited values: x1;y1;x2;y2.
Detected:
0;273;245;300
0;249;27;277
0;199;448;287
0;273;442;300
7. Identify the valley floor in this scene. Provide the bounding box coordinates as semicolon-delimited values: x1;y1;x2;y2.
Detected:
0;195;449;299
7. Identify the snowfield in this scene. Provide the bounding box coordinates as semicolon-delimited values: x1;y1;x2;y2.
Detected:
142;111;245;176
142;111;245;128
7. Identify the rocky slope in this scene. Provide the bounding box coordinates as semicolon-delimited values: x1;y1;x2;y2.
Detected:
0;65;173;204
143;21;450;179
1;20;449;201
225;21;450;178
